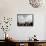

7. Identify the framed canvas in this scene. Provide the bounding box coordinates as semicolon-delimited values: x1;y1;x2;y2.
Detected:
17;14;34;26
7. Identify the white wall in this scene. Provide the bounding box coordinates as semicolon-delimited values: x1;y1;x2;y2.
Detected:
0;0;46;40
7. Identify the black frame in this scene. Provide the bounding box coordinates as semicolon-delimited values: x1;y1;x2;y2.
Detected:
17;14;34;26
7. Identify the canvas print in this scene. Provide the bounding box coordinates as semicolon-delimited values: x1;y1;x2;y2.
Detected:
17;14;33;26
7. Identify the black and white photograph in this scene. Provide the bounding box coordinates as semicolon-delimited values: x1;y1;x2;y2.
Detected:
17;14;33;26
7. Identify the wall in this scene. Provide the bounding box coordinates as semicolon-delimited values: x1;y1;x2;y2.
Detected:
0;0;46;40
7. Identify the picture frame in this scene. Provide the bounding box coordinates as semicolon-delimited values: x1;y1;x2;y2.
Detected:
17;14;34;26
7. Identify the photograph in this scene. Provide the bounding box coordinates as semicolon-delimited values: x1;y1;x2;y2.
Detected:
17;14;33;26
